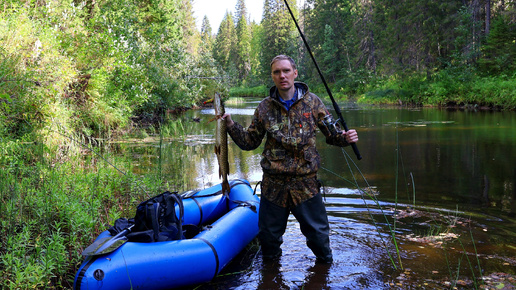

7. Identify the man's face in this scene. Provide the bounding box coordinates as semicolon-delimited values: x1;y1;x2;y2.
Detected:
271;59;298;92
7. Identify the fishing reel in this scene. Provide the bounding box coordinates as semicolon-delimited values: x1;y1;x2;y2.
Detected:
323;115;342;136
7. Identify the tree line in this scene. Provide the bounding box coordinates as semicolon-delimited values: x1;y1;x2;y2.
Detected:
211;0;515;107
0;0;219;141
1;0;515;144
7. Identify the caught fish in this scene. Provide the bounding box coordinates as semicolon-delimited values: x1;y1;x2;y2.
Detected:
213;93;230;196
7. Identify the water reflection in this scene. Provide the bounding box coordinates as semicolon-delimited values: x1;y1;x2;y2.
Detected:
231;215;390;289
124;98;516;288
256;260;291;290
255;260;333;290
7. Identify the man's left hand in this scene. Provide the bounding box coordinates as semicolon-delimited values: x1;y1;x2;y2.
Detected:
343;129;358;143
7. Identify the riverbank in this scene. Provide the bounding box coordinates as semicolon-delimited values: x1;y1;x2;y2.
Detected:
0;131;197;288
230;73;516;111
2;104;516;289
359;72;516;110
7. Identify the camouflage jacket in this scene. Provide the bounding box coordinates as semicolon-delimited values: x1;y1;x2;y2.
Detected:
227;82;350;177
227;82;351;207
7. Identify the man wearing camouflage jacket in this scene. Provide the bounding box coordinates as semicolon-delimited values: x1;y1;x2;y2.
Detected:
223;55;359;264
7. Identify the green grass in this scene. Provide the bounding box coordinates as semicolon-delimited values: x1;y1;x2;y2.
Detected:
0;136;168;288
358;71;516;109
229;85;268;98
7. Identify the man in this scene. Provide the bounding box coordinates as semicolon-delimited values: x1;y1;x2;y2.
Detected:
223;55;358;264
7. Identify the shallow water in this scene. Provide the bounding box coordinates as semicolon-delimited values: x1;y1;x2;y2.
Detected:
126;98;516;289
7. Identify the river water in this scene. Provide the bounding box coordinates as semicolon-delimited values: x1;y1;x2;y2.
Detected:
125;97;516;289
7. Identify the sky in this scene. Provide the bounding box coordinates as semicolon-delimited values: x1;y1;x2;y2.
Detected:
192;0;264;32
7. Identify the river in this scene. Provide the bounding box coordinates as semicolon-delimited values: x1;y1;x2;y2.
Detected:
124;97;516;289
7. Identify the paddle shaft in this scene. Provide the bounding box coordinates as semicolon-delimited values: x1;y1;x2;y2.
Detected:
283;0;362;160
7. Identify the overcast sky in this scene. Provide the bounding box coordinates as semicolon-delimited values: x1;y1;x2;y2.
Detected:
192;0;263;32
192;0;306;32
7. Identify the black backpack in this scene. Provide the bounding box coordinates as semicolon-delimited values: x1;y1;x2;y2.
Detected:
109;191;185;243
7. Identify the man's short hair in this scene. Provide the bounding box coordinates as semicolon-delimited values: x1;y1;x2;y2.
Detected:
270;55;297;70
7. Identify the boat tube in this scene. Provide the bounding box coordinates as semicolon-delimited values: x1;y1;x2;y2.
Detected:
74;179;259;289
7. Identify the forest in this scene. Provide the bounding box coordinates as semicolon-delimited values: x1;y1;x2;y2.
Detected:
1;0;515;141
0;0;515;288
215;0;516;108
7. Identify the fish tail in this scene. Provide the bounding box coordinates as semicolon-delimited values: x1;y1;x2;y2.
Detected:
222;180;231;197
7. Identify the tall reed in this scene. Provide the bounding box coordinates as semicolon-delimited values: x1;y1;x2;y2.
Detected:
0;133;167;288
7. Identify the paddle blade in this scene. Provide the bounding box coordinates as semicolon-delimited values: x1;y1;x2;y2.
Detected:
81;235;128;256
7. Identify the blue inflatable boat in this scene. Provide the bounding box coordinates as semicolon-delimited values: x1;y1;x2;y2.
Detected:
74;179;260;289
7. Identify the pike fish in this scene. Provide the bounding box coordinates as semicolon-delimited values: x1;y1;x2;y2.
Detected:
213;93;231;196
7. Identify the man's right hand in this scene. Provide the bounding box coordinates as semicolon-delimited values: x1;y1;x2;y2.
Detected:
221;113;234;128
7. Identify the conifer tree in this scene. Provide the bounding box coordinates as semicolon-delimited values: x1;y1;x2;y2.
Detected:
235;0;251;81
213;11;237;74
321;24;338;82
200;16;214;54
260;0;298;80
180;0;200;55
478;15;516;74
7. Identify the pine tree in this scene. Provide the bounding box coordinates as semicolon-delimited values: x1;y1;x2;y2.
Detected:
478;15;516;74
180;0;200;55
248;21;264;85
304;0;355;82
235;0;251;81
234;0;249;23
200;16;214;54
213;11;237;74
321;24;338;82
260;0;298;80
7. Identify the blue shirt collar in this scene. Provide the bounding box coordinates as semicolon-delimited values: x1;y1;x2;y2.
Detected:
278;88;298;111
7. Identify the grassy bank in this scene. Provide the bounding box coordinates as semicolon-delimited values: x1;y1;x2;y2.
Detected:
359;72;516;109
229;85;268;98
227;72;516;110
0;136;166;288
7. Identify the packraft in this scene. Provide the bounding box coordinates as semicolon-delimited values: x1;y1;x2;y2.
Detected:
74;179;260;290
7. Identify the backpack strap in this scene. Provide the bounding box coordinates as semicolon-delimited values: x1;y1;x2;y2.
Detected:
146;202;160;242
167;193;184;240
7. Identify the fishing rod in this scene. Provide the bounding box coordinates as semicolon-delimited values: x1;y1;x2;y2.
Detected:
282;0;362;160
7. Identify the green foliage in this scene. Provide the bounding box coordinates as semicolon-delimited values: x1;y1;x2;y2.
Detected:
478;15;516;75
305;0;355;81
213;12;237;81
207;0;516;109
260;0;298;79
360;70;516;109
334;68;376;95
0;0;223;144
247;22;265;86
467;75;516;109
359;74;414;105
0;4;78;144
0;135;174;288
200;16;214;54
230;85;268;98
321;24;338;82
448;5;483;70
235;1;252;82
